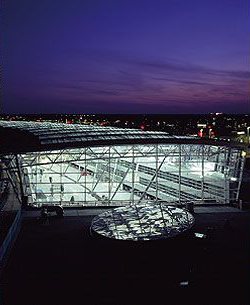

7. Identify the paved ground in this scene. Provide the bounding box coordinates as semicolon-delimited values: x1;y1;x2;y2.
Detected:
2;207;250;305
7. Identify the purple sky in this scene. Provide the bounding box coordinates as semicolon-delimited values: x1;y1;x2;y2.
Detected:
2;0;250;114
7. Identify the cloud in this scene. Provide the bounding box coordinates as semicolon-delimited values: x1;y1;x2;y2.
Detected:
78;48;250;79
7;48;248;113
206;70;250;79
151;77;214;86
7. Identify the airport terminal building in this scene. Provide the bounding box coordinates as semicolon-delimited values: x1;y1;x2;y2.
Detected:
0;121;248;208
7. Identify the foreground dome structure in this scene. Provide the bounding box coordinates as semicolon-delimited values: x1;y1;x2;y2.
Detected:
91;203;195;241
0;120;248;208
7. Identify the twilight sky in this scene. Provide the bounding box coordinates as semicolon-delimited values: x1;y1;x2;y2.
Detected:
2;0;250;114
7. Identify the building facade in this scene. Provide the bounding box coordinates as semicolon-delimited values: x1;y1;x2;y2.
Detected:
0;121;247;207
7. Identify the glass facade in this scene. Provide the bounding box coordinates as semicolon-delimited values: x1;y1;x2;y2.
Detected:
7;143;244;207
0;121;245;207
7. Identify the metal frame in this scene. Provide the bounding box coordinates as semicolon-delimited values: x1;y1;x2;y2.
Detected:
1;142;245;208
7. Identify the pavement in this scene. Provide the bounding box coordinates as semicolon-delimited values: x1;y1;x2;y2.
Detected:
2;206;250;305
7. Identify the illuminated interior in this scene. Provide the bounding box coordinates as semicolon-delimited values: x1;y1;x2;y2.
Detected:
17;143;243;206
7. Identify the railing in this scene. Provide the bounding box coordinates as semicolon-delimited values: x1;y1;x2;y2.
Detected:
29;198;224;208
0;208;22;269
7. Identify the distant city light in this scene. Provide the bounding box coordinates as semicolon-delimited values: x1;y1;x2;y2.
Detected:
241;151;247;157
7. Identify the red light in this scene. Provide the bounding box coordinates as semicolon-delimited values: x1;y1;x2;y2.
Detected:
140;124;145;130
100;121;109;126
198;128;203;137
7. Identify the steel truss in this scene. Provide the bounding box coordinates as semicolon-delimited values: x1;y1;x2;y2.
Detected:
1;143;245;207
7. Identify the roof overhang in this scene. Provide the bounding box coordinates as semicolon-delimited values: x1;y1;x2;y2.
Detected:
0;121;246;154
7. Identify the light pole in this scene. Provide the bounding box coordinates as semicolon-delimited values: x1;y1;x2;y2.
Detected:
247;127;250;144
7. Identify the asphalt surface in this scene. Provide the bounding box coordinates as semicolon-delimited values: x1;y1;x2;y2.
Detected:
2;208;250;305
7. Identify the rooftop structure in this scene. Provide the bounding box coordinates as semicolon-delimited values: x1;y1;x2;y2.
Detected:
0;121;248;207
0;120;246;154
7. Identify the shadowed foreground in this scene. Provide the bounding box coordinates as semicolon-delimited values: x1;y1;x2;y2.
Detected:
2;208;250;305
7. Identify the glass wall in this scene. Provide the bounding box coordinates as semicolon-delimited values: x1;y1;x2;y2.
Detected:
14;143;244;206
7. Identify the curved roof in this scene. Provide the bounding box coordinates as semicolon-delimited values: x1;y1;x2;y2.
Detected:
0;120;245;154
